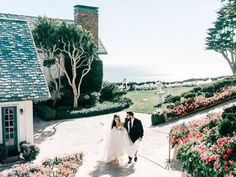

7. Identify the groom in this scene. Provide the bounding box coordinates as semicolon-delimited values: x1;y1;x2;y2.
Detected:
124;111;144;163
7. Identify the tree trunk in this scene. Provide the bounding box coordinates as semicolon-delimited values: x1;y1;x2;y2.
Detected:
53;90;60;106
231;63;236;74
72;83;78;108
73;94;78;108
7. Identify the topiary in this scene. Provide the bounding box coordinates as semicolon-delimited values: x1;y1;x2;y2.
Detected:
34;104;56;120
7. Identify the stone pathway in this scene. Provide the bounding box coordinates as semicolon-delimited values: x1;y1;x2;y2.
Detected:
1;98;236;176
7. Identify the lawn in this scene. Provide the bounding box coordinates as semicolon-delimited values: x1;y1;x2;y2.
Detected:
125;87;194;114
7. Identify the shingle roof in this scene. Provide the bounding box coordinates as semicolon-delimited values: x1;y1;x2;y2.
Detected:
0;18;50;102
0;13;107;55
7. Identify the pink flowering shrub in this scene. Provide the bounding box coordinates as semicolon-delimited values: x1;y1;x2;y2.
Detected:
161;86;236;121
7;153;83;177
170;108;236;177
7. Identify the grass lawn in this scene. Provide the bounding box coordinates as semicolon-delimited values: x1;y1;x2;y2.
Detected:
125;87;194;114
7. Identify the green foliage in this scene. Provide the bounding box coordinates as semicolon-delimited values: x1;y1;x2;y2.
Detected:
80;59;103;93
78;92;100;107
219;119;233;135
43;58;56;68
164;95;181;104
151;113;165;125
127;82;138;91
55;98;132;119
33;16;98;108
34;104;56;120
192;87;202;93
100;81;126;101
181;92;196;99
219;105;236;136
206;0;236;74
32;17;59;50
19;142;40;162
60;88;74;106
0;144;7;161
202;85;215;93
205;92;214;98
35;98;132;120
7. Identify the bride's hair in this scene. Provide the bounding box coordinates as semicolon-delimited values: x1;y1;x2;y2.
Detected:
111;114;120;129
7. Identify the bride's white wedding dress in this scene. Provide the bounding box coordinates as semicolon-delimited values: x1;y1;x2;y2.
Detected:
99;125;135;163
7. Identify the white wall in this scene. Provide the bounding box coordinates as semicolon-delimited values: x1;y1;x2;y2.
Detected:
0;100;33;150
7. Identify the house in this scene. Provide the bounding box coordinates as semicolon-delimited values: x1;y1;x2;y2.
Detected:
0;18;50;156
0;5;106;156
0;4;107;89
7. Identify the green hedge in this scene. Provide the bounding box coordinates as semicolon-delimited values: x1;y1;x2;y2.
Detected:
34;104;56;121
35;98;132;120
219;105;236;136
56;98;132;119
80;59;103;93
151;113;165;125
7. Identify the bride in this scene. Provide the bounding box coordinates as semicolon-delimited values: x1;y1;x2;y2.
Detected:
99;114;134;164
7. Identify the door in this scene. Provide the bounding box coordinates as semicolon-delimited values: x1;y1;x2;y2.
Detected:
2;106;18;156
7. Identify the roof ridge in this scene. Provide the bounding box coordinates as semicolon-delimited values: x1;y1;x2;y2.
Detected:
0;17;28;22
0;12;74;22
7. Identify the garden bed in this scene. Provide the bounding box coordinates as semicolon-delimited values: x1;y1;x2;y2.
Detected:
152;85;236;125
169;106;236;177
5;153;83;177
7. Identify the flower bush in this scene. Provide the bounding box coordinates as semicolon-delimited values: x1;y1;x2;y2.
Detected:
7;153;83;177
152;85;236;125
170;106;236;177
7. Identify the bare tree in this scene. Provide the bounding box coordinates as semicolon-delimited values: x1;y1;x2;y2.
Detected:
55;40;94;108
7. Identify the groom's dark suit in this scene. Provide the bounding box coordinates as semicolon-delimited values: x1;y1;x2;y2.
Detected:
124;118;144;143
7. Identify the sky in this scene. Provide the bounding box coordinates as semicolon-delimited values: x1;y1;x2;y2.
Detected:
0;0;232;81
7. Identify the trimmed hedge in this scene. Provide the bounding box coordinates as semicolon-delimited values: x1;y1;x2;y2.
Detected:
35;98;132;120
164;95;181;104
151;113;165;125
34;104;56;120
56;98;132;119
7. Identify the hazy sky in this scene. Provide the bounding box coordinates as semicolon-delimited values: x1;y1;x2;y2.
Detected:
0;0;232;81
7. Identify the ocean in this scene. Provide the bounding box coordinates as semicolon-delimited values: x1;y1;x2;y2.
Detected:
103;64;231;83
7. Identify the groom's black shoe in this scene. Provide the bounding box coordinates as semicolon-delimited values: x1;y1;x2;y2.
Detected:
134;156;137;162
128;156;132;164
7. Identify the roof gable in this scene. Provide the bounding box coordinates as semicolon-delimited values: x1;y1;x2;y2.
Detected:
0;18;50;102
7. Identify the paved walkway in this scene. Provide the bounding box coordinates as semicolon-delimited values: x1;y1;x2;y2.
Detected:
1;99;236;177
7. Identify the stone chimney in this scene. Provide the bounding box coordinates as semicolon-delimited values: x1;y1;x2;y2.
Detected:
74;4;99;45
